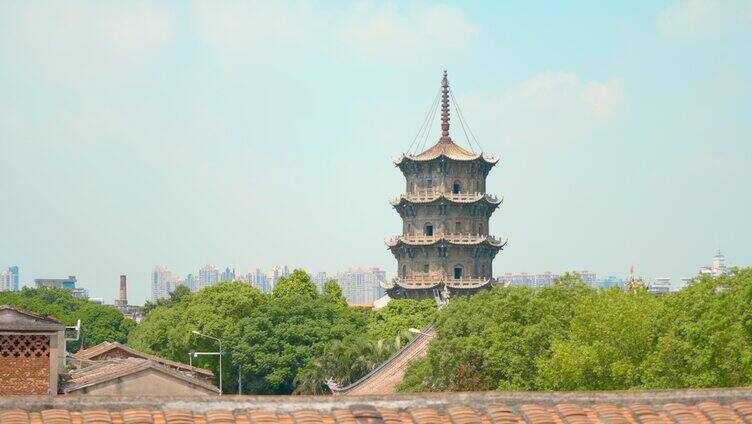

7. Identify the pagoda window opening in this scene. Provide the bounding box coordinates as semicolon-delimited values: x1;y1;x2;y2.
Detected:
478;223;483;235
402;265;407;277
481;264;486;277
455;221;462;233
454;265;464;279
452;180;461;194
407;223;412;234
423;264;429;273
424;223;434;236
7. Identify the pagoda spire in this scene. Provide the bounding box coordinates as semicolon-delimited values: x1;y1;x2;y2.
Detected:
440;70;451;142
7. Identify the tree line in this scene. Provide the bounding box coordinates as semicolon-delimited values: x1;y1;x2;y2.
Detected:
4;268;751;394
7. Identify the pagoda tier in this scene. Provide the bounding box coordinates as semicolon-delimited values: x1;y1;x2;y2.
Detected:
381;274;497;300
386;71;504;301
385;234;507;248
390;191;503;207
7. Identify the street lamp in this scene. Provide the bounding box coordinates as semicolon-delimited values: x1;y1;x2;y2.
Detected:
408;328;433;337
191;330;222;395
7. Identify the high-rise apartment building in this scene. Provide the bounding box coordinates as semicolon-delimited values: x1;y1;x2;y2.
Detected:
151;265;177;301
197;264;219;291
0;270;14;292
7;266;19;291
312;272;328;292
220;267;235;282
334;267;386;305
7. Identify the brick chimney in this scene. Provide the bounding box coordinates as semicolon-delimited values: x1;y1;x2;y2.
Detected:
118;275;128;306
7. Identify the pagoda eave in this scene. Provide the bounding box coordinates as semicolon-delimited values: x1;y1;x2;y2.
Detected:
393;153;500;167
385;236;507;249
389;193;503;207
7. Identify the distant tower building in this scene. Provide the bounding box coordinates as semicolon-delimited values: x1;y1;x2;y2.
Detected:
383;71;505;300
197;264;219;291
151;265;176;301
335;267;386;305
221;267;236;282
313;272;328;292
712;250;727;276
700;250;730;278
0;270;12;292
115;275;128;307
8;266;19;291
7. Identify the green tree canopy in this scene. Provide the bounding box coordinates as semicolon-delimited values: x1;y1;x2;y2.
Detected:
272;269;318;300
400;268;752;392
229;293;369;394
0;287;134;351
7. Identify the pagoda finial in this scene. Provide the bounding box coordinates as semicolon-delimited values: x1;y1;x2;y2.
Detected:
440;69;451;142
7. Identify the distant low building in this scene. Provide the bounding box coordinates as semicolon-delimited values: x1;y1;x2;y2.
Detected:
500;270;598;288
34;276;88;299
648;277;671;293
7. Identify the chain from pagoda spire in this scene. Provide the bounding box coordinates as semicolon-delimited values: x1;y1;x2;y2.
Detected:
440;70;451;141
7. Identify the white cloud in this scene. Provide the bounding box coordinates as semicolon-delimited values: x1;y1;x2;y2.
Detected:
0;0;176;80
189;0;479;62
459;72;624;146
340;2;479;61
658;0;752;40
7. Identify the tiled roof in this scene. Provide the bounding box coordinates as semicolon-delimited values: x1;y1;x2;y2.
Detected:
3;389;752;423
64;358;220;394
394;140;499;166
0;305;64;332
72;341;213;379
334;327;434;396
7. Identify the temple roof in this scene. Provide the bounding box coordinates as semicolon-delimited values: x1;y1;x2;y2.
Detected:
395;70;499;166
333;326;434;396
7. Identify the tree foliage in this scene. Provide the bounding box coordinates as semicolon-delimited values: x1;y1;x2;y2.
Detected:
0;287;134;351
272;269;318;300
400;268;752;392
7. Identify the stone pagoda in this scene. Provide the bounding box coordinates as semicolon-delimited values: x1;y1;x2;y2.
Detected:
383;71;505;300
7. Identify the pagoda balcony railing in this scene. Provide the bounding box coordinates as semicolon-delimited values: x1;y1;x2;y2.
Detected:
391;191;500;204
386;233;505;246
383;275;496;289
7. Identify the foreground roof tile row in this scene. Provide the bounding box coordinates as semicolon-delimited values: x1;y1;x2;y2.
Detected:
3;390;752;424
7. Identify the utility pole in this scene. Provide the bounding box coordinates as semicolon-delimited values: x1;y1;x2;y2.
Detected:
238;364;242;395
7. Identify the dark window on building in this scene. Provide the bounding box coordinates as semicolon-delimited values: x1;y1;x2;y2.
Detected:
423;264;429;273
455;221;461;233
452;180;461;194
454;265;463;279
481;264;486;277
478;223;483;235
424;223;433;236
402;265;407;277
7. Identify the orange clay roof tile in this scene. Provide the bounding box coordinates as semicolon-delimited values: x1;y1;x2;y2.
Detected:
3;390;752;424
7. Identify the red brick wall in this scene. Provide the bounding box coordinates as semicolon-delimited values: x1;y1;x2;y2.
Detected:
0;335;51;395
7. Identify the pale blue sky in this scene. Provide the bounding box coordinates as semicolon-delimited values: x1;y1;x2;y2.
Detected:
1;1;750;303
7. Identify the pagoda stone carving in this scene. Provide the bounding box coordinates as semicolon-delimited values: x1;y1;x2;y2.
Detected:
382;71;505;300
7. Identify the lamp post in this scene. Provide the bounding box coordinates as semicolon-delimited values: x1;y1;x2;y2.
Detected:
191;330;222;395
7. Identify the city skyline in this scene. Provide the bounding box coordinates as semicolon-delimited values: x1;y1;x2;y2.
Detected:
2;1;750;304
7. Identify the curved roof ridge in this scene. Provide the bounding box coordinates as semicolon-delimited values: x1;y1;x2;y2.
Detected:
332;325;434;395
